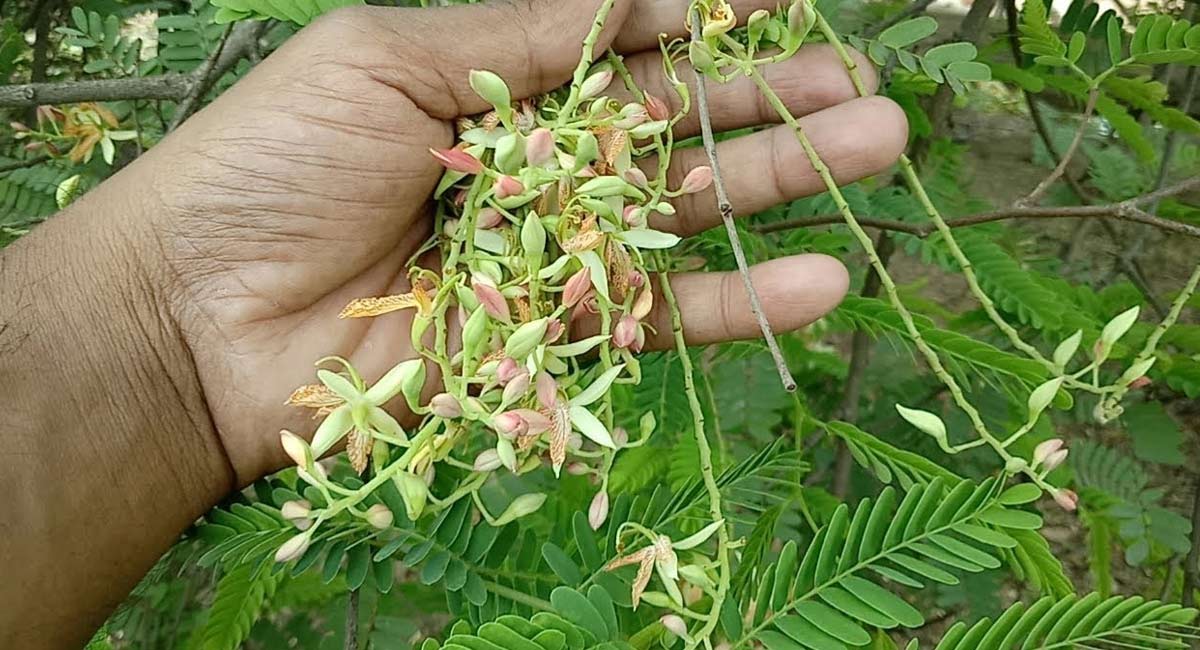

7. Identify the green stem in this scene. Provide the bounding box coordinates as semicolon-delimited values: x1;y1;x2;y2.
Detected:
558;0;618;120
656;253;730;650
483;580;555;611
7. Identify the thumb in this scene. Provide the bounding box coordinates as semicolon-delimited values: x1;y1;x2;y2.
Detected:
315;0;635;120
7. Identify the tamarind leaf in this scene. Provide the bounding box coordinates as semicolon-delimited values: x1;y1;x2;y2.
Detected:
877;16;939;49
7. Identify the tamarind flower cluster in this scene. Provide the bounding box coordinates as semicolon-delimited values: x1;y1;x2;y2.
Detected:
268;24;713;565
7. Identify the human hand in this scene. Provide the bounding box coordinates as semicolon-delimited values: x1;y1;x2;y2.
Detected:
130;0;907;486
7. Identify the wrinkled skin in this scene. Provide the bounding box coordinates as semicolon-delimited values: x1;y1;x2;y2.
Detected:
0;1;906;646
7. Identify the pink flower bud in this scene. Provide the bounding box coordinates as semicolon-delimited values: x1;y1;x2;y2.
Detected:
281;500;313;530
1052;488;1078;512
613;103;649;129
1130;376;1152;390
588;491;610;530
502;370;531;403
566;462;589;476
473;278;511;322
660;615;688;638
274;532;311;563
644;93;670;121
429;147;483;174
1043;448;1069;472
623;204;645;228
10;121;28;133
474;449;502;471
623;167;649;189
679;165;714;194
494;174;524;199
366;503;394;529
430;393;463;419
477;207;504;229
563;267;593;308
579;69;614;100
544;319;565;343
497;357;520;385
536;371;557;409
613;314;639;349
628;272;645;288
1032;439;1064;467
23;141;43;152
513;408;553;435
525;127;555;166
612;427;628;447
492;411;528;438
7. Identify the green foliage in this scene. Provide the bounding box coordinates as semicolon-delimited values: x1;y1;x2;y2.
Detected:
199;564;285;650
210;0;363;25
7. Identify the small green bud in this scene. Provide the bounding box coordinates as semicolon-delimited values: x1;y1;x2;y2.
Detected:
493;493;547;526
401;360;427;412
1052;330;1082;370
468;69;512;123
521;212;546;266
628;119;669;139
494;132;526;174
895;404;950;451
688;40;718;76
576;175;630;197
505;317;549;359
1100;306;1139;347
575;132;599;171
462;305;488;354
1004;457;1029;474
747;9;770;44
394;471;428;521
1026;377;1064;420
788;0;817;43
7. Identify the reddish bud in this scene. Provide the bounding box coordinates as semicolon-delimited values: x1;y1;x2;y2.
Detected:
473;278;511;322
429;147;483;174
477;207;504;229
613;103;649;129
612;427;628;447
644;93;670;121
623;204;645;228
430;393;463;419
588;491;609;530
1043;449;1069;472
9;121;28;133
544;319;565;343
496;357;521;385
494;174;524;199
502;370;531;403
1052;488;1078;512
536;371;557;409
660;615;688;639
679;165;714;194
628;271;645;288
23;141;42;152
525;127;555;166
623;167;649;189
1130;376;1152;390
563;267;593;308
566;462;589;476
492;411;528;438
1032;438;1064;467
513;408;553;435
613;314;639;349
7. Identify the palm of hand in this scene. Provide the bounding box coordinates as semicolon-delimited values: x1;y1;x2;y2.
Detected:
135;0;906;483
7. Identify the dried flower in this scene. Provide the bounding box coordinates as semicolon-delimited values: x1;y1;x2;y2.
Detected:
428;147;483;174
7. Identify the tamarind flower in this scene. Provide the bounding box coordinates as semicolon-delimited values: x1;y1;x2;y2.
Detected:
493;411;528;438
604;534;685;608
346;429;374;474
679;165;714;194
305;360;423;457
702;0;736;38
428;147;483;174
613;314;643;351
496;357;521;385
1032;438;1066;469
623;204;645;228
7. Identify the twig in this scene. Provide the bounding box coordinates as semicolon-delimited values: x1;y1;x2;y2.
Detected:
832;232;894;499
865;0;937;38
1020;87;1099;207
0;155;51;174
1183;475;1200;608
752;178;1200;239
344;588;359;650
0;20;263;111
689;10;796;392
166;24;234;132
